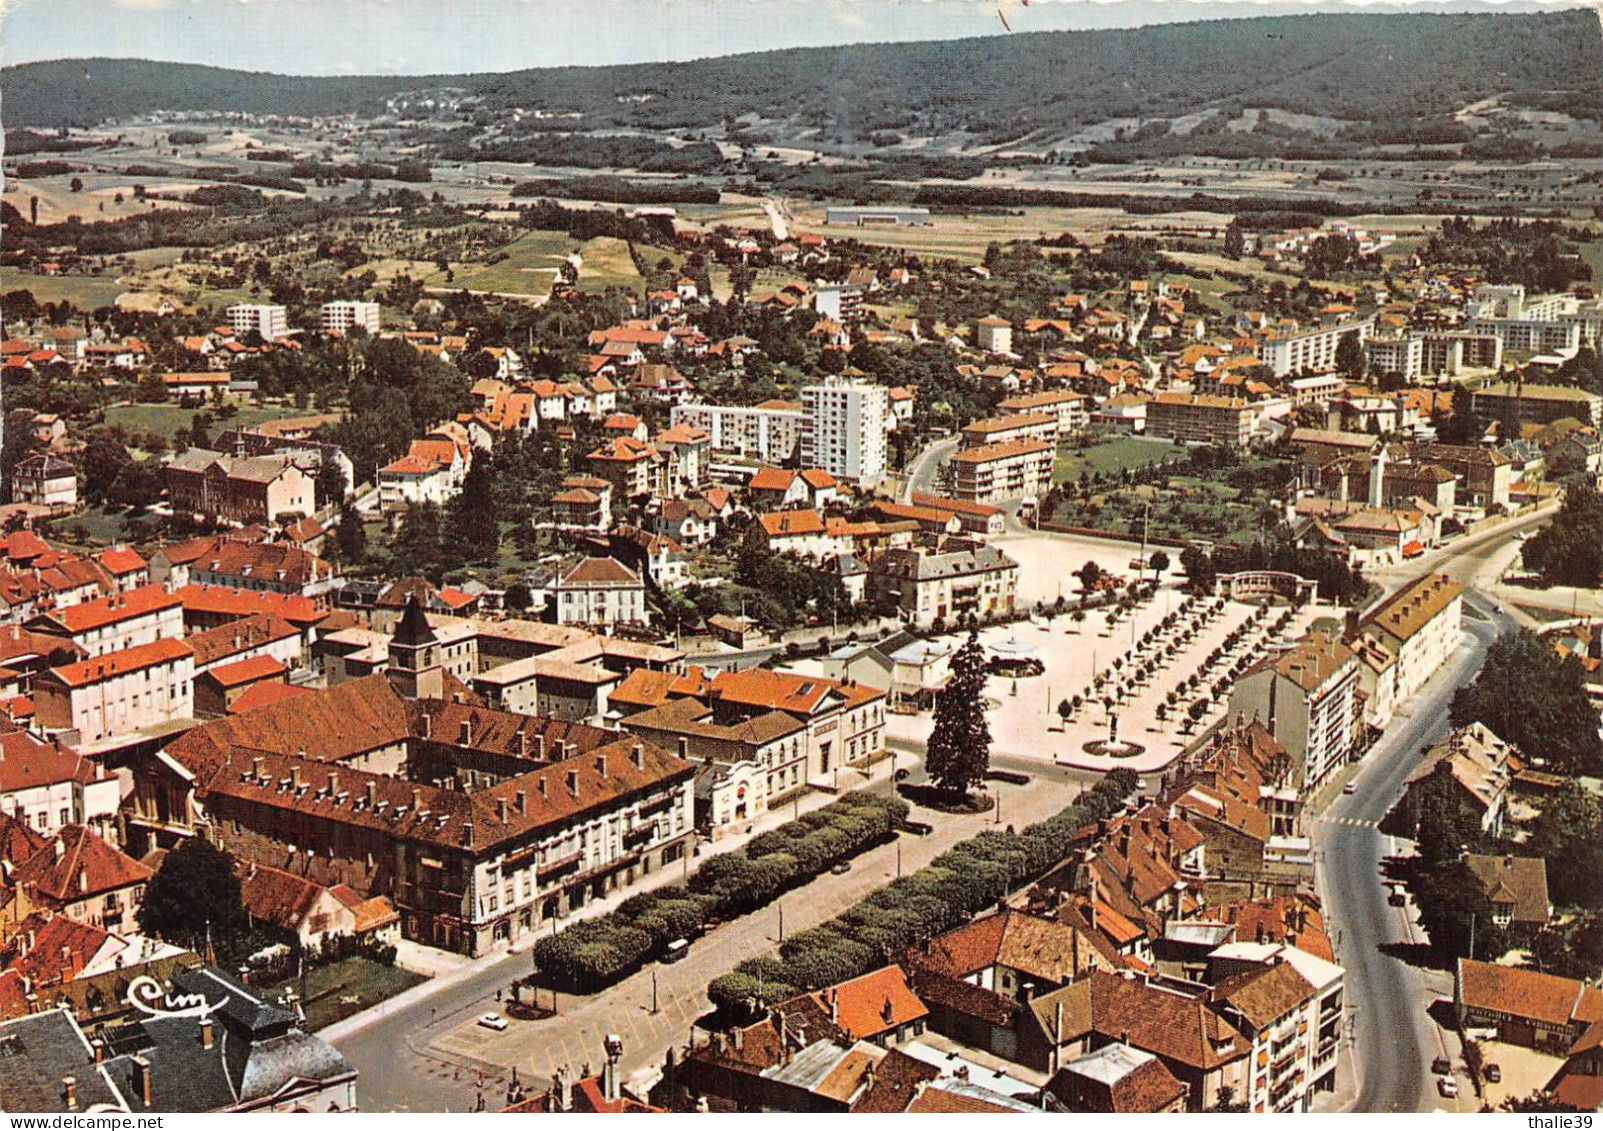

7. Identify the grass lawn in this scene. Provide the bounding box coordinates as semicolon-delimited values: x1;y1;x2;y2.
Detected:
263;957;425;1033
0;270;127;309
427;229;577;295
1054;436;1185;483
574;236;644;293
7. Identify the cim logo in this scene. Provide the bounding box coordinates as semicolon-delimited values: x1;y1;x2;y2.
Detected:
125;975;226;1020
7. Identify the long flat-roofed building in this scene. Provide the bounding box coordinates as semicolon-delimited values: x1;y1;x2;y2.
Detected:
949;439;1053;504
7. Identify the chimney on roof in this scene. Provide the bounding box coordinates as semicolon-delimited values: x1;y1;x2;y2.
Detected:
677;737;689;760
496;797;508;823
291;766;303;791
518;730;528;759
62;1076;77;1112
535;733;545;760
411;788;422;811
200;1016;214;1050
538;777;548;797
567;770;580;797
515;790;526;816
131;1057;151;1106
54;836;64;861
630;743;644;771
462;820;474;848
328;771;339;795
91;1040;104;1065
460;718;472;746
828;989;838;1024
252;756;264;781
421;711;432;739
595;754;607;778
365;782;376;809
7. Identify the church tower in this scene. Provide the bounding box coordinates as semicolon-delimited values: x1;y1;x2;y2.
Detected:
386;595;444;700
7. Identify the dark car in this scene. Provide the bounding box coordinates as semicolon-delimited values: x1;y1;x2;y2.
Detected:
894;768;911;783
902;820;934;836
1432;1056;1452;1076
1484;1065;1501;1083
1388;891;1407;907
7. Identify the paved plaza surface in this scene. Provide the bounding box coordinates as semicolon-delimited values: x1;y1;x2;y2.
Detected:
887;529;1323;774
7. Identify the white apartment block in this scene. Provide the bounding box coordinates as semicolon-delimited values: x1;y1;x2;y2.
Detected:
801;377;888;487
1362;336;1423;383
33;638;195;748
671;402;804;463
320;300;381;335
949;439;1054;504
1261;320;1373;377
1467;317;1582;355
1355;572;1463;708
1414;331;1503;375
1229;632;1358;793
225;303;290;342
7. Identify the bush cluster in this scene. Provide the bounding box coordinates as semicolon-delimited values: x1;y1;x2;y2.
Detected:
706;770;1138;1017
530;792;907;991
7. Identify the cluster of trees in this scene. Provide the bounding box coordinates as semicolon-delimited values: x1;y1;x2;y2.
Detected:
1520;480;1603;587
706;769;1138;1017
1449;630;1603;777
1180;540;1368;605
529;792;906;991
511;177;719;205
1418;216;1594;293
443;134;725;174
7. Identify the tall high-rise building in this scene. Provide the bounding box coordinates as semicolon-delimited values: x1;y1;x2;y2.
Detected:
801;377;888;488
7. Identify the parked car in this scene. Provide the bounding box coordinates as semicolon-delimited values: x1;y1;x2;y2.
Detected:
830;860;853;875
1343;782;1358;795
902;820;934;836
1389;890;1407;908
478;1013;509;1031
662;939;690;964
1432;1057;1452;1076
1484;1065;1501;1083
1437;1077;1458;1099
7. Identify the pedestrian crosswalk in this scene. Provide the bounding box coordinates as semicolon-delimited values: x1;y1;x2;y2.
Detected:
1321;816;1379;828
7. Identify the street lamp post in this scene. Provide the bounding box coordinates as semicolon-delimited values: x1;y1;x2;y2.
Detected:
778;903;785;943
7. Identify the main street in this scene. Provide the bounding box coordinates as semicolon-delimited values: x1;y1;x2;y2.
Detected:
332;750;1100;1111
1314;509;1542;1112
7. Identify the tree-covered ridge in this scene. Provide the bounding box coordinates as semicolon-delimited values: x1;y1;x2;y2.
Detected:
5;9;1599;141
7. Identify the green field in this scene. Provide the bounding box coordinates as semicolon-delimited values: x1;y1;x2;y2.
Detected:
1054;436;1186;483
427;231;643;296
105;402;300;444
0;270;127;309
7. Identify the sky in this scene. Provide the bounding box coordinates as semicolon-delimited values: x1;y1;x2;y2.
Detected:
0;0;1579;75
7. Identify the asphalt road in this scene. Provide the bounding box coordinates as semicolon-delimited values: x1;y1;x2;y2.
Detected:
1314;512;1539;1113
903;436;958;502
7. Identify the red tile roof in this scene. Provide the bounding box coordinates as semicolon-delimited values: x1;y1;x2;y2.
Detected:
13;825;152;902
36;585;178;635
46;637;193;688
227;681;314;715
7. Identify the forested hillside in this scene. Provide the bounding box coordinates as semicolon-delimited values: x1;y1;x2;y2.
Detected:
5;8;1598;146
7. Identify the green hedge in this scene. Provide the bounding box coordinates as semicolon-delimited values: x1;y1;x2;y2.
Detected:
531;791;908;992
706;769;1137;1017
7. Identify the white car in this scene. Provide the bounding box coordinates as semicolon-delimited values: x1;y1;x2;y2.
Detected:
1437;1077;1458;1099
477;1013;509;1031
